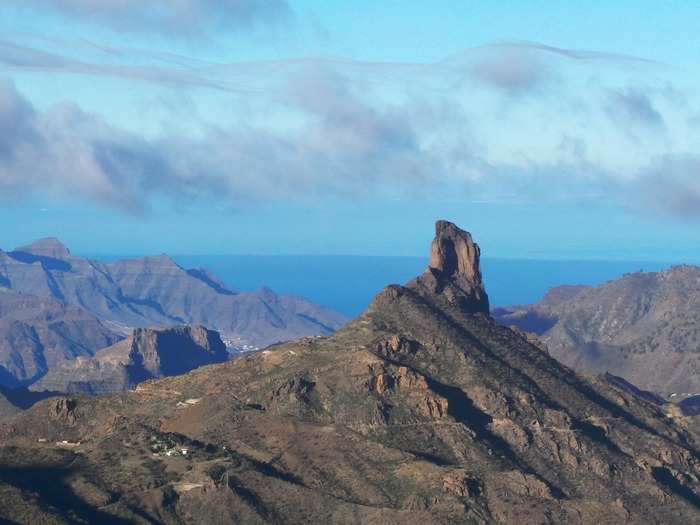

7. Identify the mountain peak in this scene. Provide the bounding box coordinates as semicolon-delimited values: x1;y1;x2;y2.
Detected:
409;220;490;314
429;220;481;280
146;253;180;266
15;238;71;259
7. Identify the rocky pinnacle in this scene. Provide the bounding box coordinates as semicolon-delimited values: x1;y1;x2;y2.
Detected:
429;220;482;281
410;220;490;314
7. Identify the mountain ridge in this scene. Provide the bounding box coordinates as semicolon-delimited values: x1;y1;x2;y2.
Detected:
494;265;700;395
0;238;347;350
0;221;697;524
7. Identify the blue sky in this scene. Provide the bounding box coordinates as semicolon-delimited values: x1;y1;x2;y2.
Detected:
0;1;699;258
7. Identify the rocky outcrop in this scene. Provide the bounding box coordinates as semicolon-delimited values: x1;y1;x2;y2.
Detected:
31;326;229;394
48;397;79;426
128;325;228;377
409;220;489;314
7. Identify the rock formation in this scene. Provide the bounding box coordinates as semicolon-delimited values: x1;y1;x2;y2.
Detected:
0;221;698;524
410;220;490;314
32;326;229;394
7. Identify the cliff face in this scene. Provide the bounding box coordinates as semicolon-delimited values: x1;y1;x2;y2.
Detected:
1;221;698;524
127;325;229;378
31;326;229;394
494;265;700;395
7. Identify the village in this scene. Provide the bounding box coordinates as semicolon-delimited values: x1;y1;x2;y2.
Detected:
149;435;191;458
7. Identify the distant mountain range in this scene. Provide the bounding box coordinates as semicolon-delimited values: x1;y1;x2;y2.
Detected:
494;265;700;396
1;221;697;524
0;237;346;390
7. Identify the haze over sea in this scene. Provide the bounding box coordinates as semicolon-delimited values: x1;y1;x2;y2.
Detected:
154;256;675;317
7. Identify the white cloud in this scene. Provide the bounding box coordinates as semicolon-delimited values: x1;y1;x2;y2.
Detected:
15;0;290;35
1;39;698;220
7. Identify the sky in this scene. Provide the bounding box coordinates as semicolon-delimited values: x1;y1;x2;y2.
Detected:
0;1;699;258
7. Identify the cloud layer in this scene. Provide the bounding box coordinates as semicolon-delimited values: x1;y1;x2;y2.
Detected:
635;157;700;219
0;37;697;220
15;0;290;34
606;88;665;128
0;41;250;93
0;71;448;212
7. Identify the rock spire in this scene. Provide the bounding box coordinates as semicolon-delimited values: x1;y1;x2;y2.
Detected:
410;220;490;314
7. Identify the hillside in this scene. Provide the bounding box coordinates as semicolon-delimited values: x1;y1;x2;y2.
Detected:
494;266;700;395
0;222;698;524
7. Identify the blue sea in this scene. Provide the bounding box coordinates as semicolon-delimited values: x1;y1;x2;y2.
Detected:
168;255;674;317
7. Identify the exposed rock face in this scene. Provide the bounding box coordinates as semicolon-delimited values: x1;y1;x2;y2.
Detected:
429;220;482;280
32;326;229;394
127;326;228;378
410;220;489;314
0;239;347;350
494;265;700;394
48;398;79;426
0;221;698;524
0;289;123;388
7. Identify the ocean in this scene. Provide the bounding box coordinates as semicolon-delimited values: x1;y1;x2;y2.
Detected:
170;255;674;317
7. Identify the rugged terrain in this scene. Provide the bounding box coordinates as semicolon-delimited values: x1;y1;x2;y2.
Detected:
31;326;229;395
0;238;346;350
0;221;698;524
0;238;346;390
494;266;700;395
0;288;123;388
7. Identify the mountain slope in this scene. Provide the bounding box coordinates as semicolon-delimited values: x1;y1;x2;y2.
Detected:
0;239;346;348
494;266;700;395
0;288;123;388
32;326;229;395
0;221;698;524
